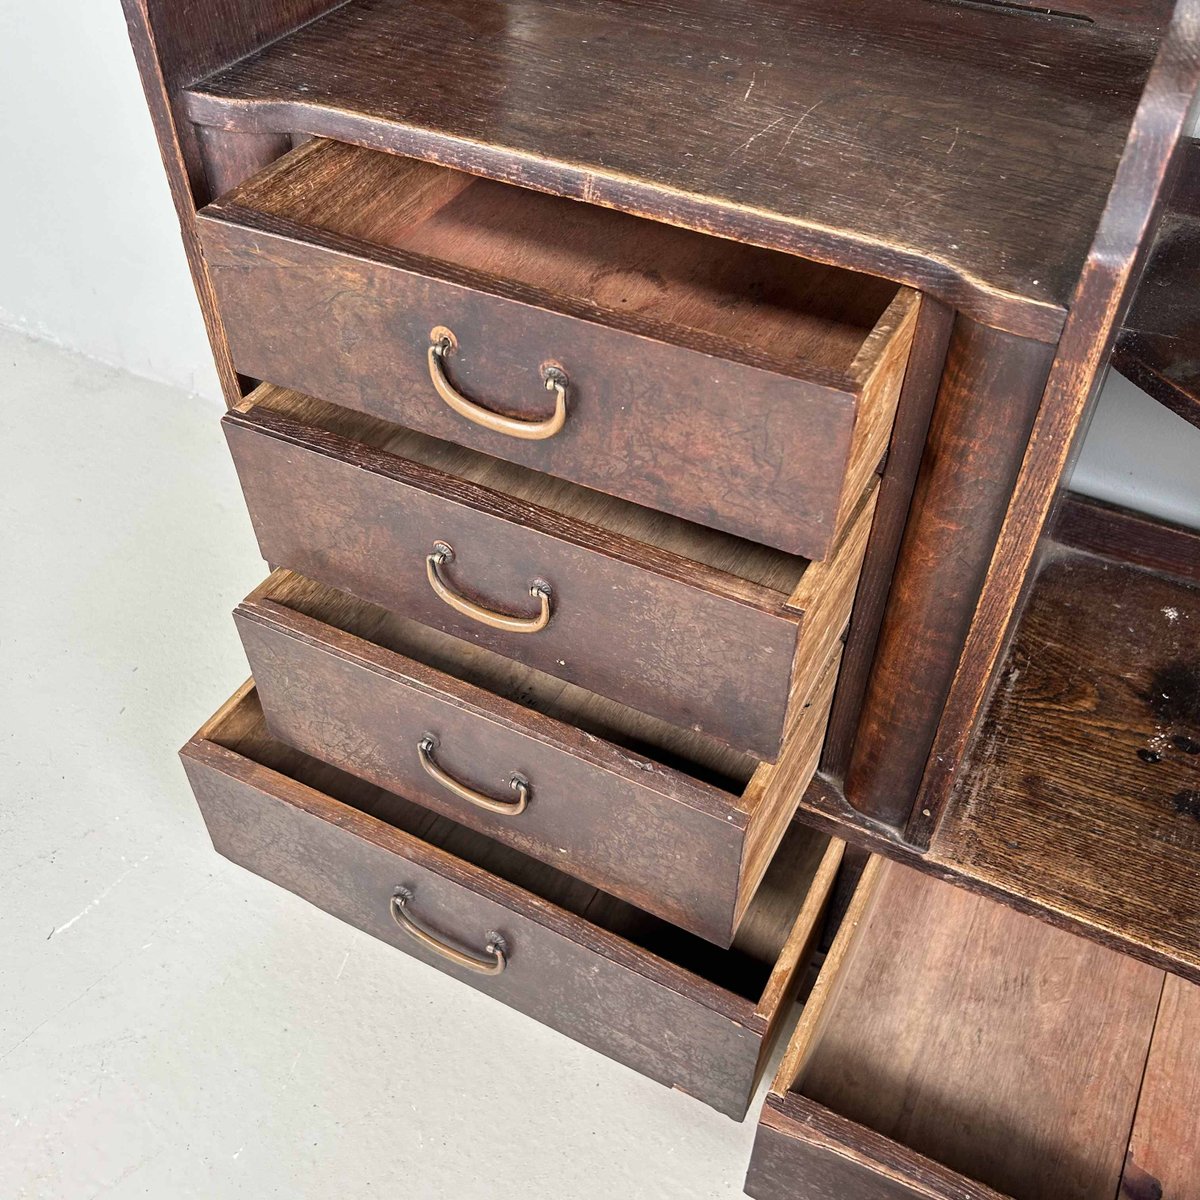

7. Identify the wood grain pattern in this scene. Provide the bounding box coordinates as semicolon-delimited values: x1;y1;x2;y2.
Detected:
911;2;1200;845
749;858;1165;1200
823;298;955;779
181;687;839;1118
1054;491;1200;585
1120;974;1200;1200
199;137;915;559
937;550;1200;978
236;570;843;945
224;386;871;759
182;0;1164;338
843;319;1054;824
1114;136;1200;430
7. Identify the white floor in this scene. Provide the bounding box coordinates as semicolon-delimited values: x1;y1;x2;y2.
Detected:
0;328;773;1200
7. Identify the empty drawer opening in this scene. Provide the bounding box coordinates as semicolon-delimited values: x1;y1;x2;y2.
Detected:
766;858;1172;1200
205;686;832;1003
219;138;902;377
254;569;757;795
239;385;811;600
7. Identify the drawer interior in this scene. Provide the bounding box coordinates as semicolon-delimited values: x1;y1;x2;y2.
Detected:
207;685;832;1001
221;137;902;379
242;384;812;601
771;858;1176;1200
253;570;757;795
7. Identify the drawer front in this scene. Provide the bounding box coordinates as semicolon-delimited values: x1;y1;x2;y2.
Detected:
183;737;767;1119
223;406;801;759
201;189;916;562
236;601;749;946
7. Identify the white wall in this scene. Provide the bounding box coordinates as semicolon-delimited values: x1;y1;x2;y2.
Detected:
0;3;220;399
0;1;1196;526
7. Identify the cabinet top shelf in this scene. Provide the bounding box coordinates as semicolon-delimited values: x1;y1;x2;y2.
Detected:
183;0;1162;340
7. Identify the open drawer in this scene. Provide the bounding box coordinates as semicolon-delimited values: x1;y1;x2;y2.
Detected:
199;138;919;561
746;856;1200;1200
180;683;845;1119
236;570;843;947
224;387;877;761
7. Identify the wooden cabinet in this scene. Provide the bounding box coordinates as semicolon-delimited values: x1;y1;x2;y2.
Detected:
122;0;1200;1189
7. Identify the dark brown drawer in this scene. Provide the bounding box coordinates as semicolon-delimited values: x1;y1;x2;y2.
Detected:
746;857;1199;1200
199;138;919;562
236;570;844;948
224;387;878;761
181;683;845;1120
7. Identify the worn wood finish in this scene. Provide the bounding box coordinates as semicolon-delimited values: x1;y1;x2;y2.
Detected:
911;3;1200;845
194;126;295;201
199;138;916;560
1054;492;1200;584
937;548;1200;978
181;686;842;1119
119;0;339;404
843;319;1054;825
822;298;954;779
223;387;877;759
182;0;1167;338
1114;136;1200;430
235;570;843;946
1120;974;1200;1200
748;858;1166;1200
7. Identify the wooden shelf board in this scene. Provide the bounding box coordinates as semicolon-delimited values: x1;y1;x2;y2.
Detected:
1114;137;1200;432
936;543;1200;977
183;0;1162;339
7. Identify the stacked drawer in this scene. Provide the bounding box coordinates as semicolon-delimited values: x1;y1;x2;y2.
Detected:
181;136;921;1118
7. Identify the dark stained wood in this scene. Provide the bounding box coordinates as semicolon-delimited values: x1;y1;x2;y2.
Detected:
194;126;294;200
910;3;1200;845
199;137;917;560
1114;137;1200;431
1120;974;1200;1200
181;684;842;1119
748;858;1165;1200
936;550;1200;979
1054;492;1200;585
749;1093;1013;1200
822;298;955;779
223;387;876;759
119;0;340;404
181;0;1167;339
842;319;1054;824
234;570;843;946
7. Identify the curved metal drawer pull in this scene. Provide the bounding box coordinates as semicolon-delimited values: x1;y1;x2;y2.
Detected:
428;325;568;440
426;541;552;634
418;736;530;816
390;888;507;975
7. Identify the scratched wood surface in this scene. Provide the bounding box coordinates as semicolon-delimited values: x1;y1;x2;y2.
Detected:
939;549;1200;976
183;0;1166;338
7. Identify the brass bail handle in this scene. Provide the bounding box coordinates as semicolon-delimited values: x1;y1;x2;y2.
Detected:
390;888;507;975
418;736;530;816
426;541;552;634
427;326;568;440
